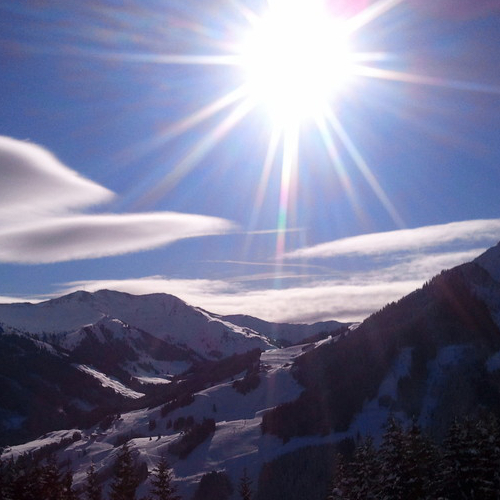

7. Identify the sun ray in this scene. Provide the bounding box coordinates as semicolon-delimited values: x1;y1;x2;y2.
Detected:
354;66;500;95
248;127;281;230
116;86;247;169
137;98;254;208
315;115;356;201
325;109;405;228
242;126;282;259
347;0;404;32
162;85;248;139
315;115;367;224
16;42;241;66
275;121;300;284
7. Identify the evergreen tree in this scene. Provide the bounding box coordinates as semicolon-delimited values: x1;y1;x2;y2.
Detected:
237;468;253;500
85;463;102;500
62;469;79;500
0;457;16;500
348;436;379;499
40;454;64;500
192;470;233;500
440;415;500;499
400;419;439;499
440;417;479;498
473;414;500;499
149;455;180;500
11;455;43;500
110;442;139;500
327;454;351;499
378;416;406;499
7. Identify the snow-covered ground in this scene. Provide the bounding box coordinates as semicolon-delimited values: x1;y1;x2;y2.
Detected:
2;344;309;498
75;364;145;399
342;347;413;444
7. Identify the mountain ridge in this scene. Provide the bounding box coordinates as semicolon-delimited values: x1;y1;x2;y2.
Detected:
2;242;500;499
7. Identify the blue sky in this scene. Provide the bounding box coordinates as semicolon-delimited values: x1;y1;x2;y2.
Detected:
1;0;500;323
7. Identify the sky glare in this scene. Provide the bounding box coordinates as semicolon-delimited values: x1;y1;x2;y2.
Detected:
1;0;500;323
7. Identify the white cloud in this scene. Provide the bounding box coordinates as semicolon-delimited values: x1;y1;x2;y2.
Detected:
53;245;485;323
285;219;500;260
0;136;235;263
0;136;113;219
0;295;41;304
195;280;422;323
0;213;235;264
368;248;485;282
56;275;421;323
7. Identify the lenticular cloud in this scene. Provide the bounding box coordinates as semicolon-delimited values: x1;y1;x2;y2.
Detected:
0;136;235;263
0;136;113;217
0;213;235;264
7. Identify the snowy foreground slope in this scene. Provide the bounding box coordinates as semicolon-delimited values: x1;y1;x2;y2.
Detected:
2;242;500;499
1;344;313;498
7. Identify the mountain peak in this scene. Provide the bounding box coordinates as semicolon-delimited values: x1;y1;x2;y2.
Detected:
474;241;500;282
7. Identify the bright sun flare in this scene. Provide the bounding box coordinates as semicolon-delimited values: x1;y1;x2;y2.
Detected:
240;1;354;126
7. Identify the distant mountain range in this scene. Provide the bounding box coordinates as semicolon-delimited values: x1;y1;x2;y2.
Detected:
2;242;500;500
0;289;345;447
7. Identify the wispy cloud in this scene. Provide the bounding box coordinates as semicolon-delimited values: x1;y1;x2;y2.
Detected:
54;275;422;323
0;213;235;264
0;136;235;263
284;219;500;260
0;136;113;219
366;248;486;282
50;244;488;323
0;295;39;304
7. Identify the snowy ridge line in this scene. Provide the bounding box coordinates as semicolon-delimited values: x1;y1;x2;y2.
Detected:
75;364;145;399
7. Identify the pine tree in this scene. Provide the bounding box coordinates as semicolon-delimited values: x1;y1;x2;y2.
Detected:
378;416;406;499
474;414;500;499
85;463;102;500
110;442;139;500
40;454;64;500
149;455;180;500
327;454;351;499
0;457;16;500
349;436;379;499
400;418;439;499
237;468;253;500
62;469;79;500
440;417;479;498
12;456;43;500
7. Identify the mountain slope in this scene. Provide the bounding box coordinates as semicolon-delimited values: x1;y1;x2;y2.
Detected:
475;240;500;282
219;314;347;346
262;245;500;443
62;316;200;382
0;290;346;451
0;290;275;359
3;244;500;499
0;330;130;446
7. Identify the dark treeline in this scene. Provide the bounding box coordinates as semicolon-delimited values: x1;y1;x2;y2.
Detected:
327;414;500;500
0;443;177;500
4;413;500;500
262;265;500;444
0;441;254;500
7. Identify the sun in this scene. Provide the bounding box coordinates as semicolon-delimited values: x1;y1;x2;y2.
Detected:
239;0;354;127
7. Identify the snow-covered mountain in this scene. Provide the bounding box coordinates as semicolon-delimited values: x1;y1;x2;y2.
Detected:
3;242;500;500
0;289;275;359
61;316;200;381
218;313;346;346
0;289;348;452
